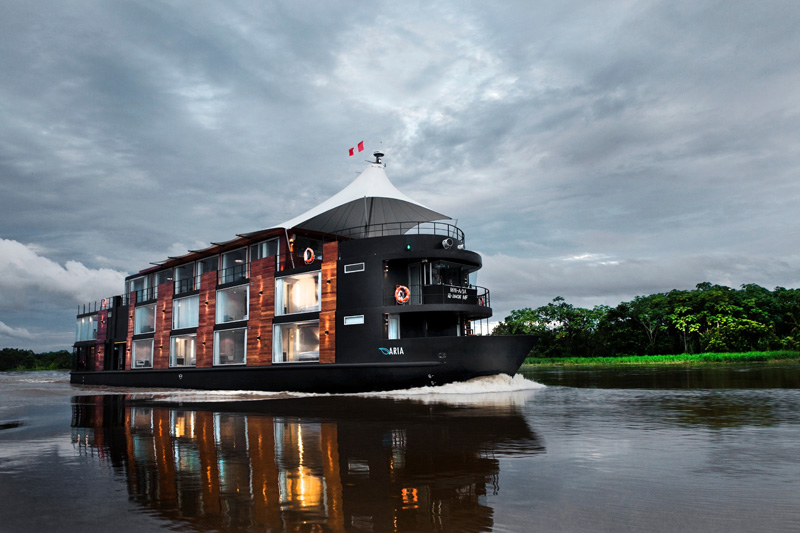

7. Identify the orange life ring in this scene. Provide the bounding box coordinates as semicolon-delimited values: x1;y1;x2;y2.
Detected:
101;298;108;308
478;296;485;306
395;285;410;304
303;247;315;264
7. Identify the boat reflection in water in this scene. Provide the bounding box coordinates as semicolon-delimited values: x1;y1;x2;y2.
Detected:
72;393;542;531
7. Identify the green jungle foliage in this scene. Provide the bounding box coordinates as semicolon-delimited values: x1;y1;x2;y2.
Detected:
524;350;800;366
494;283;800;358
0;348;72;371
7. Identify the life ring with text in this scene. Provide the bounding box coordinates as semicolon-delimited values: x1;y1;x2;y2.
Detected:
303;247;315;264
395;285;410;304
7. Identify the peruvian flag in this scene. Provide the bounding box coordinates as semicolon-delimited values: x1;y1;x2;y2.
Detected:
348;140;365;156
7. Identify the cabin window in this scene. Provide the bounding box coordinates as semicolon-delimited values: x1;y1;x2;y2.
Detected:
154;270;172;298
214;328;246;365
344;262;365;273
129;276;146;294
129;275;153;302
174;262;197;294
275;271;321;316
388;314;400;339
197;255;218;275
134;304;156;335
220;248;248;284
132;339;153;368
423;261;467;287
75;315;98;342
251;238;279;264
216;286;249;323
344;315;365;325
170;334;196;367
173;295;200;329
273;320;319;363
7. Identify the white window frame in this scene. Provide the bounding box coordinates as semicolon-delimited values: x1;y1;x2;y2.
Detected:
272;320;320;363
132;338;154;368
216;286;250;324
134;304;156;335
344;262;365;274
214;328;247;366
274;271;321;316
170;334;197;368
388;314;400;339
173;294;200;329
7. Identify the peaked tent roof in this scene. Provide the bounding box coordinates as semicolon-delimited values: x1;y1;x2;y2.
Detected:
276;163;450;235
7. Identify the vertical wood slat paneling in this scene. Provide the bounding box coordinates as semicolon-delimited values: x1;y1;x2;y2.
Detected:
320;241;338;364
247;258;276;366
196;271;217;368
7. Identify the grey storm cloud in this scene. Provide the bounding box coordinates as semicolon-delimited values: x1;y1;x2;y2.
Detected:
1;0;799;350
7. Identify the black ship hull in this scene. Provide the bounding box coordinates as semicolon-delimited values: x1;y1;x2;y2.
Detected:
71;335;535;393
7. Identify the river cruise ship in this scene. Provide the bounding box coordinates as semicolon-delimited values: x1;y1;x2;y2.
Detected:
71;152;535;392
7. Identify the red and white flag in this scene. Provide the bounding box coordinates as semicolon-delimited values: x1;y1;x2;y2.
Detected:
348;140;365;156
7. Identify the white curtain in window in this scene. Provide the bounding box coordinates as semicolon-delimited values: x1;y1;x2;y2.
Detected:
173;295;199;329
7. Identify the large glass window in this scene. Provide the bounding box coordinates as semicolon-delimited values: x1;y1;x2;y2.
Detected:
154;270;172;298
198;255;218;275
214;329;246;365
174;262;196;294
75;315;98;342
170;335;196;367
388;315;400;339
173;295;199;329
216;286;249;323
273;320;319;363
132;339;153;368
275;271;321;316
250;239;279;261
134;304;156;334
220;248;247;284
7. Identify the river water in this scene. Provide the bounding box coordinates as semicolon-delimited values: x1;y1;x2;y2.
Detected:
1;366;799;532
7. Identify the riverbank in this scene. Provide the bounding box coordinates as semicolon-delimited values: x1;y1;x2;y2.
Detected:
523;350;800;367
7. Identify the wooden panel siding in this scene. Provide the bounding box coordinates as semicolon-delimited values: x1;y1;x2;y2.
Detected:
320;241;338;364
196;271;217;368
95;309;108;370
247;257;276;366
154;282;173;369
125;291;136;369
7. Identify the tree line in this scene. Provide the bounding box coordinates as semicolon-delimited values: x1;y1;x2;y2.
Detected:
0;348;72;371
493;283;800;358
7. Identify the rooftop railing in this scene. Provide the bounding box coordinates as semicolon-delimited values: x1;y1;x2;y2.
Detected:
335;221;465;244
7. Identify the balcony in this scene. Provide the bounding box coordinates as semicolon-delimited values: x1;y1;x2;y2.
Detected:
385;284;490;308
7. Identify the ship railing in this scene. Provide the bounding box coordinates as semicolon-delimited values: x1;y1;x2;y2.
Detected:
219;263;250;285
335;221;465;243
174;274;202;295
385;284;490;307
76;294;128;315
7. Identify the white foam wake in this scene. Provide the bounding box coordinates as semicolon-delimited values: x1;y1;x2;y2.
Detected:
356;373;545;406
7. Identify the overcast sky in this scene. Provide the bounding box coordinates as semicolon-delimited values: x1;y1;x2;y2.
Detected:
2;0;799;351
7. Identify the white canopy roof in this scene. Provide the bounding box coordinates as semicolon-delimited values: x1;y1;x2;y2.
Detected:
277;163;449;235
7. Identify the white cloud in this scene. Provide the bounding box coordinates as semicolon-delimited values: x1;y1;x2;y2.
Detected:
0;238;126;307
0;320;34;340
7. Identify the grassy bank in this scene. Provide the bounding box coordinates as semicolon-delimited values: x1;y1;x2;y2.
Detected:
523;350;800;367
